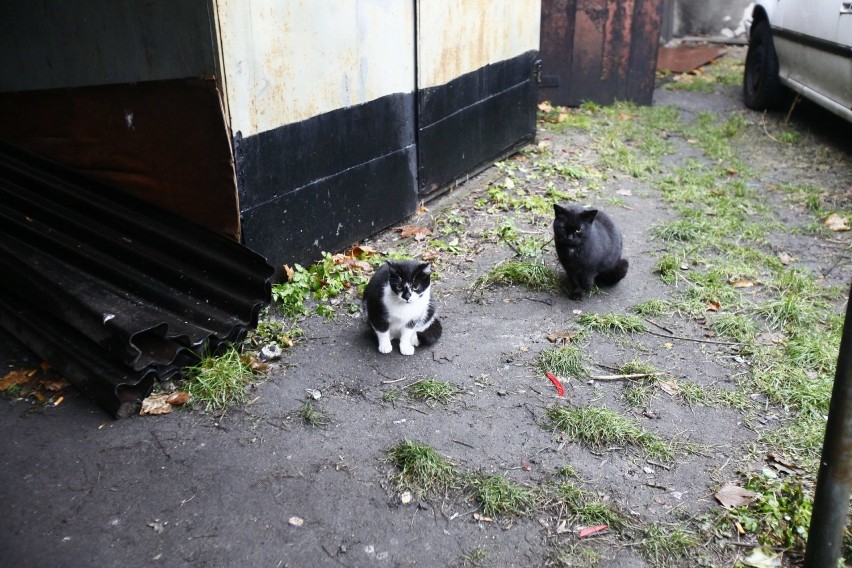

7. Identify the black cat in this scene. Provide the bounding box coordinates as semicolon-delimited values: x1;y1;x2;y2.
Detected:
553;204;629;300
362;260;442;355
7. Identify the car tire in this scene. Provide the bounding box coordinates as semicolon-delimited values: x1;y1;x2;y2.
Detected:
743;19;784;110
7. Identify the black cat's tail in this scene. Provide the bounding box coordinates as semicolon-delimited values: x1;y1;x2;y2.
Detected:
596;258;629;286
417;319;442;346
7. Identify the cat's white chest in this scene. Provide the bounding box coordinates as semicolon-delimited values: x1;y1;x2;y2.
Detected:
383;287;429;334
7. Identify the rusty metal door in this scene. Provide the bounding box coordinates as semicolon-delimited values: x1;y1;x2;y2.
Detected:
539;0;664;106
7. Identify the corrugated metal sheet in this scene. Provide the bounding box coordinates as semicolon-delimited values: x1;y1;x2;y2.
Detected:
0;141;273;418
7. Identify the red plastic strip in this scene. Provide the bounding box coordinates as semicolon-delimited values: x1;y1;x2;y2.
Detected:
545;372;565;397
579;525;608;538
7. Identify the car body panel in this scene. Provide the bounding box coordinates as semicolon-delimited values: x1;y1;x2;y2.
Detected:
748;0;852;122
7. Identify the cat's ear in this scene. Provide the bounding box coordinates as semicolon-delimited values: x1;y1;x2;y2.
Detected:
553;203;569;216
386;261;401;276
417;262;432;275
580;209;598;223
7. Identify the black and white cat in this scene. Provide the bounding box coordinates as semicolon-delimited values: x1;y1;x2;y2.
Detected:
553;204;629;300
363;260;442;355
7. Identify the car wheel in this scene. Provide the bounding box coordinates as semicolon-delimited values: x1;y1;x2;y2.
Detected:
743;19;784;110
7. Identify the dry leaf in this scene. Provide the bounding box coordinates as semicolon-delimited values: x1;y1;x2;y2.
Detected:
757;332;786;345
421;252;440;261
351;245;377;258
473;513;493;523
396;225;432;241
140;393;173;416
556;520;571;534
766;453;805;476
416;202;429;215
616;189;633;196
659;380;679;396
547;331;578;344
283;264;295;281
730;278;756;288
0;369;35;391
40;377;71;392
824;213;850;232
706;300;721;312
777;252;795;266
288;516;304;527
166;391;190;406
331;253;372;272
742;546;782;568
537;101;553;112
714;482;757;509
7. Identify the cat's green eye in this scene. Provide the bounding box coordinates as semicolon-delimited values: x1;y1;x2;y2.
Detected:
413;284;421;292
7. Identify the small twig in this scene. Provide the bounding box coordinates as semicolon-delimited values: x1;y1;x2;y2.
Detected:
645;318;674;335
452;439;475;449
644;328;742;347
589;372;663;381
380;377;408;384
402;405;429;416
523;297;554;306
760;111;780;142
647;460;671;471
784;93;801;124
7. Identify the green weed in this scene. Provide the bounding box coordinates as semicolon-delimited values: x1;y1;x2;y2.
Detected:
537;345;586;378
468;473;538;517
476;260;559;291
298;401;329;427
406;379;464;407
184;346;258;411
546;405;673;462
578;312;646;334
387;440;458;497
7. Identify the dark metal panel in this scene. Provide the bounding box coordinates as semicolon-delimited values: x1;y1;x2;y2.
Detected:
417;51;539;198
0;0;218;92
235;92;419;274
0;141;273;417
0;78;240;239
539;0;664;106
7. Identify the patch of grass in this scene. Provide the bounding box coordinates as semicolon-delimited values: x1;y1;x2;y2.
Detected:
711;313;758;343
387;440;458;497
468;473;538;517
298;401;329;427
548;543;602;567
456;547;487;567
655;252;684;284
184;346;258;411
618;359;659;376
537;345;586;378
476;259;559;291
624;384;652;408
249;316;304;349
546;405;673;462
726;472;813;551
578;312;646;334
557;465;579;479
640;523;703;566
381;389;400;403
554;482;627;529
406;379;464;407
632;299;673;317
490;221;549;258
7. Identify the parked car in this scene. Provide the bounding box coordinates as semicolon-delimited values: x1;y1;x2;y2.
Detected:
743;0;852;122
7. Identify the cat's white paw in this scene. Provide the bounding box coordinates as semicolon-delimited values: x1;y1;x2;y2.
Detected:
410;334;420;347
399;343;415;356
378;341;393;354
